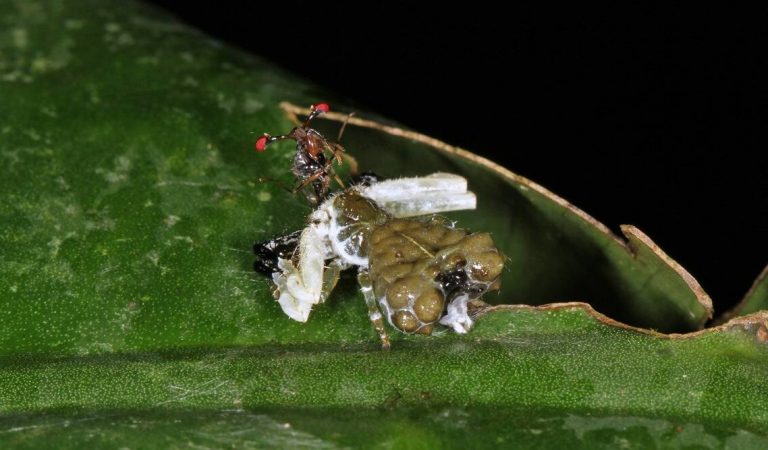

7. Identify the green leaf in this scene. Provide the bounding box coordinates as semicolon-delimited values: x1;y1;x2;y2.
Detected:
1;307;767;447
1;0;767;448
717;266;768;323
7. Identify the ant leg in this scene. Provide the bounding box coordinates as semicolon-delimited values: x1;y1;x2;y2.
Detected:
294;149;346;201
330;142;346;166
293;170;326;195
257;176;294;194
331;144;344;166
322;142;346;166
292;170;328;205
319;144;346;189
336;112;356;142
333;173;346;189
320;260;344;303
357;269;391;349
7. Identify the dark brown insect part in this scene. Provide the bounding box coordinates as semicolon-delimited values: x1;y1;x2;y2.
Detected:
254;103;346;205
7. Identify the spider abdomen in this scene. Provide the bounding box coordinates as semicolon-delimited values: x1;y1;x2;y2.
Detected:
367;218;505;335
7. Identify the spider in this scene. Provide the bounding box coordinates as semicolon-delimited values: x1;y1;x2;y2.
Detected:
255;102;347;205
253;105;505;349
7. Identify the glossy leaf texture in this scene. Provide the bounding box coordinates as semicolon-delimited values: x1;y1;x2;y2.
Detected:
1;307;768;448
1;0;767;448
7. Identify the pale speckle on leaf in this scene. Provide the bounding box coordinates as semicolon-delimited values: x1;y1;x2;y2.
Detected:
181;76;199;87
48;237;62;257
242;95;264;114
136;56;159;65
24;129;41;141
64;19;85;30
87;85;100;103
96;155;132;184
11;28;28;49
41;106;58;117
104;23;121;33
115;33;134;46
164;215;180;227
85;216;116;231
216;93;235;113
146;250;160;266
173;235;195;248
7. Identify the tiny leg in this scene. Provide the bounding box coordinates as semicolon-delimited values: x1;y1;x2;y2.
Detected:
294;170;329;204
333;173;346;189
320;260;344;303
357;269;391;349
336;112;355;142
294;170;325;193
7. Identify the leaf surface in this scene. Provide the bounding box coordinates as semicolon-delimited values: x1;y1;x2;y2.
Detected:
1;1;766;448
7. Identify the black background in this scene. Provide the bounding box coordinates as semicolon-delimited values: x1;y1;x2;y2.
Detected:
147;1;766;312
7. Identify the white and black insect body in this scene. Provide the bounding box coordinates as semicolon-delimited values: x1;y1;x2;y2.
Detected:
255;173;505;348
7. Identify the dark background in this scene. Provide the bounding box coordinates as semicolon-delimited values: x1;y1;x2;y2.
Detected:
148;1;766;312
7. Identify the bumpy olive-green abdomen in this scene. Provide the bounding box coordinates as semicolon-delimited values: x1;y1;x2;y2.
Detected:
367;217;504;334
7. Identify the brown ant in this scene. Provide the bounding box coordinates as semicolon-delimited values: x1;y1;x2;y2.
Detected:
255;103;348;205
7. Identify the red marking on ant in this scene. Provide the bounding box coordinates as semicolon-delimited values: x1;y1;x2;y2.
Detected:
312;102;330;113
